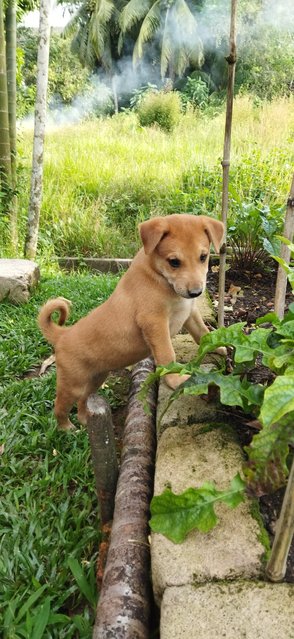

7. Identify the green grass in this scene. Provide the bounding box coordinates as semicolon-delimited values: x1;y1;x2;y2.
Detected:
0;272;120;639
6;95;293;261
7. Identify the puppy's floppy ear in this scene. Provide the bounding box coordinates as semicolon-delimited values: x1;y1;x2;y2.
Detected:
139;217;169;255
203;217;224;253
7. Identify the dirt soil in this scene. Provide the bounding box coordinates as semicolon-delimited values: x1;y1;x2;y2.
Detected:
207;266;294;583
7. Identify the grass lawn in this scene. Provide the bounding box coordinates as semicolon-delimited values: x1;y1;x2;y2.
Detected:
8;96;293;261
0;271;120;639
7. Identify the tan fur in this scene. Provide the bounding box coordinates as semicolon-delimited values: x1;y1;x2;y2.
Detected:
38;214;224;430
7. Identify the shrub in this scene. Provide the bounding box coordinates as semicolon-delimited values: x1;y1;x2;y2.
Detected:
180;76;210;110
227;195;284;274
137;90;181;132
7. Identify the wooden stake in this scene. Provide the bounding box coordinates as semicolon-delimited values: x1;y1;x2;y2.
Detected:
266;454;294;582
86;395;119;525
218;0;238;327
274;173;294;319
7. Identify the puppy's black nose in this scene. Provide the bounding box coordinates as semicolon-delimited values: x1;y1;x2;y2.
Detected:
188;288;203;298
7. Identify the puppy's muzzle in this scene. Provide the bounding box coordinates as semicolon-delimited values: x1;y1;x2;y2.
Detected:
188;288;203;298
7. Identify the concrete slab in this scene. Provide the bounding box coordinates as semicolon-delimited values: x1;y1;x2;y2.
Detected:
161;582;294;639
0;259;40;303
151;426;265;603
157;382;223;437
156;333;226;437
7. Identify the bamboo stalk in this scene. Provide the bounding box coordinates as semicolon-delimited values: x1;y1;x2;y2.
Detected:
93;358;157;639
218;0;238;327
266;454;294;582
274;173;294;319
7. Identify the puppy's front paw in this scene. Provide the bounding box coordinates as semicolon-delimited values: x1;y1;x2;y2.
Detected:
164;372;191;390
215;346;227;357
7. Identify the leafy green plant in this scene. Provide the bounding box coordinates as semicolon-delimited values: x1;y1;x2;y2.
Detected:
129;83;159;110
227;187;284;273
180;76;210;111
150;474;245;543
273;237;294;289
141;267;294;542
137;90;181;132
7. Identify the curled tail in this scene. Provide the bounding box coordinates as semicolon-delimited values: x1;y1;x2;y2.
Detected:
38;297;71;346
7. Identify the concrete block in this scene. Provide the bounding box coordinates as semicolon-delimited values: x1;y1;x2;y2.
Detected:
161;582;294;639
151;426;265;603
0;259;40;303
157;382;223;437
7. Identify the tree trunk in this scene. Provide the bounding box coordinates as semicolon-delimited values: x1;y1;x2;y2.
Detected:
218;0;238;327
111;75;118;114
0;0;12;189
94;358;157;639
24;0;51;260
274;173;294;319
5;0;18;249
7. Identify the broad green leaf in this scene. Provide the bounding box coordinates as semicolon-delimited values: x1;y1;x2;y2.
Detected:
171;370;264;413
196;324;272;367
256;311;281;327
260;374;294;427
244;416;294;495
149;474;245;543
275;322;294;342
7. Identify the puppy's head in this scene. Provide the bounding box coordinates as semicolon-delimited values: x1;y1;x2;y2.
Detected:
139;214;224;299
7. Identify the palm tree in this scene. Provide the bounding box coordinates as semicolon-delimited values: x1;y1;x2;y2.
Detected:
70;0;119;70
66;0;126;112
119;0;203;80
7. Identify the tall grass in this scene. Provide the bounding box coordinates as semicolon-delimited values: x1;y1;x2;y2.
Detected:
10;96;294;259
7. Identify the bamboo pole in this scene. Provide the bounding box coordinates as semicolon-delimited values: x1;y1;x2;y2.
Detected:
266;455;294;582
93;358;157;639
274;173;294;319
218;0;238;327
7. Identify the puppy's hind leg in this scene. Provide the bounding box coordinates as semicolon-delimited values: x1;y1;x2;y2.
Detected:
77;373;108;426
54;388;78;431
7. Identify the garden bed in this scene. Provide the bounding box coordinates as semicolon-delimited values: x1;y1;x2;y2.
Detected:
207;266;294;583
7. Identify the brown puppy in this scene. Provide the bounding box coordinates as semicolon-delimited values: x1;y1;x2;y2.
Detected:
39;214;224;430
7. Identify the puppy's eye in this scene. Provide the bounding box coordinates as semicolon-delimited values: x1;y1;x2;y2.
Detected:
200;254;208;263
168;258;181;268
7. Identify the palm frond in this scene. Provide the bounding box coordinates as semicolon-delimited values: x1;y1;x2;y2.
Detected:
166;0;203;76
63;1;92;39
160;6;173;78
120;0;152;34
95;0;115;26
133;0;161;61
